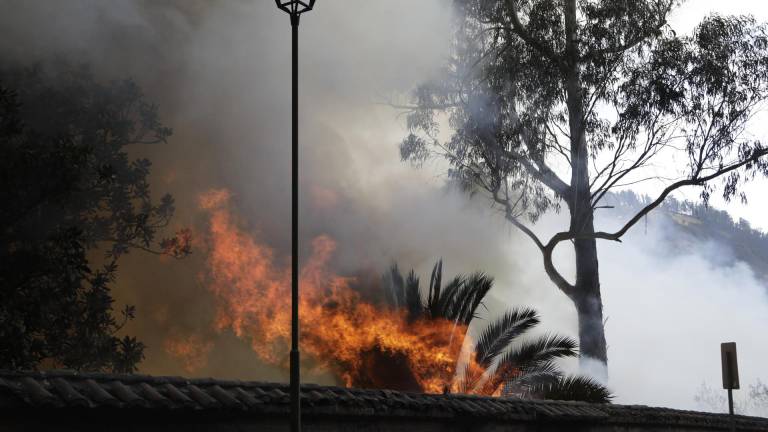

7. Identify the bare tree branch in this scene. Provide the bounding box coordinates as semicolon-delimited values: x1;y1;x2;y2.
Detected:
492;190;575;296
555;149;768;245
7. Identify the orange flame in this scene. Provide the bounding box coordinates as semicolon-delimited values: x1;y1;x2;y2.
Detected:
195;188;476;393
164;334;214;373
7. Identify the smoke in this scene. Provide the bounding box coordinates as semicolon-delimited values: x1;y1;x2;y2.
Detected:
491;209;768;410
598;214;768;410
1;0;766;412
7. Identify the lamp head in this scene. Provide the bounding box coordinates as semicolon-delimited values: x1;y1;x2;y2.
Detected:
275;0;316;16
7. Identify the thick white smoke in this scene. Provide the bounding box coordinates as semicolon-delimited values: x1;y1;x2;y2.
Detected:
482;210;768;411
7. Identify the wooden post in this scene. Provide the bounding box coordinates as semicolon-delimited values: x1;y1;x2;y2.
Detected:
721;342;739;431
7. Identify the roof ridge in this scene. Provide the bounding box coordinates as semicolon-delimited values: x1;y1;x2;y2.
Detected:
0;369;284;389
0;370;766;428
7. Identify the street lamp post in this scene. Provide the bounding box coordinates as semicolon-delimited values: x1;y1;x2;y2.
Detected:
275;1;315;432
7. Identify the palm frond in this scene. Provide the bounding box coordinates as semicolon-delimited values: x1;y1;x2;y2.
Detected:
497;333;578;371
384;263;405;308
489;360;564;397
436;275;464;320
404;270;422;321
511;361;562;386
423;271;496;325
474;307;540;369
456;363;483;394
528;375;613;404
452;272;494;325
427;259;443;317
378;259;596;400
480;333;577;394
390;260;496;325
486;359;556;395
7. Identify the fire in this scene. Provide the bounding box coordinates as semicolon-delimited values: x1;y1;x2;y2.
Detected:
194;188;475;393
164;334;214;373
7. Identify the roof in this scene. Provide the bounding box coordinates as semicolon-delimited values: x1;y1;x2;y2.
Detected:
0;370;766;430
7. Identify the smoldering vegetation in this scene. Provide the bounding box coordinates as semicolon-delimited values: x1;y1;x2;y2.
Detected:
0;0;766;412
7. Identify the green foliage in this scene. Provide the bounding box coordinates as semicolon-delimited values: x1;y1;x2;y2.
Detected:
530;375;613;404
480;333;578;395
386;260;494;325
0;64;188;372
384;261;612;401
474;308;539;369
402;1;768;218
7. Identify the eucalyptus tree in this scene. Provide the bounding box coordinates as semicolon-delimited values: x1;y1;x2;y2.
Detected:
400;0;768;366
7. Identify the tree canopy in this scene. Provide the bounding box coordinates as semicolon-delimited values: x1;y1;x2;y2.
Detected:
400;0;768;366
0;64;189;372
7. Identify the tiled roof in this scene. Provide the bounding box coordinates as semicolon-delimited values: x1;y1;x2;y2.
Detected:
0;370;767;430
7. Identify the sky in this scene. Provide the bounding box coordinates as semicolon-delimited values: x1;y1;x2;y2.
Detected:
0;0;766;414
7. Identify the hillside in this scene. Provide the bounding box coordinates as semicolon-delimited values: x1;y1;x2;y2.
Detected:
603;191;768;283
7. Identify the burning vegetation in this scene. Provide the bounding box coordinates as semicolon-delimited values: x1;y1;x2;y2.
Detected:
196;189;466;393
180;188;611;402
164;334;214;374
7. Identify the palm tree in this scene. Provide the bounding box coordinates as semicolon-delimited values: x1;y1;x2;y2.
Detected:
382;260;612;403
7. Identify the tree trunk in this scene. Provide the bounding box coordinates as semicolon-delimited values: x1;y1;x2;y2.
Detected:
566;130;609;368
572;234;608;365
566;188;608;368
562;0;608;369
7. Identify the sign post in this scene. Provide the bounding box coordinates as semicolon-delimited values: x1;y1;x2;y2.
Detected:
721;342;739;418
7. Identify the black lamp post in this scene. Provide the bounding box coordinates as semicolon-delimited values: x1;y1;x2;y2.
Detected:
275;1;315;432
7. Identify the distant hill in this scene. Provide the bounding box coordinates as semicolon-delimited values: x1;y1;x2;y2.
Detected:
602;190;768;283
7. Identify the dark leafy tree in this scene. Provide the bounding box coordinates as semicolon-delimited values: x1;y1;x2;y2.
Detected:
383;261;612;402
0;64;190;373
399;0;768;366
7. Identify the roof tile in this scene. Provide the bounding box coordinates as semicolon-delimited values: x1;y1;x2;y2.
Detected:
17;377;57;406
0;370;767;431
208;385;243;409
50;377;89;407
160;382;194;407
136;382;174;408
82;379;120;407
111;381;149;408
186;384;219;408
232;387;262;408
267;388;288;401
